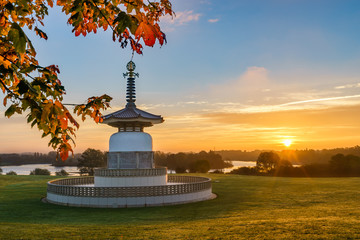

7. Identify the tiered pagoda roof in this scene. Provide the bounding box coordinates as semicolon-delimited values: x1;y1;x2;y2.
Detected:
101;61;164;128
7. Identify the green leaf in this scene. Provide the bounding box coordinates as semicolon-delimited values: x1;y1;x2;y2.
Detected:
27;114;34;123
5;105;17;118
31;119;37;128
114;12;137;34
20;64;38;74
128;15;139;34
8;23;27;54
17;80;29;94
21;99;30;111
8;23;36;56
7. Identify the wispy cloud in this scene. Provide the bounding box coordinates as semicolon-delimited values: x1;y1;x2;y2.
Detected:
208;18;219;23
161;10;201;26
279;94;360;106
334;82;360;89
200;93;360;114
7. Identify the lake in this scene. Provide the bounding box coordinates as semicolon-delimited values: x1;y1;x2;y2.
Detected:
0;164;79;176
224;161;256;173
0;161;257;175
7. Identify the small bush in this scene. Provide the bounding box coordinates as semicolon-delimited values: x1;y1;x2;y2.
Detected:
229;167;257;175
55;169;69;176
0;168;2;175
30;168;51;175
6;171;17;175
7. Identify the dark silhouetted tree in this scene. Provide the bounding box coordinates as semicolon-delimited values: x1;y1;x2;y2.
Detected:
190;160;211;173
77;148;106;176
6;171;17;175
256;152;281;173
55;169;69;176
30;168;50;175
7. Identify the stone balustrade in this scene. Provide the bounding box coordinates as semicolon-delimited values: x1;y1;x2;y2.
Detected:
47;175;212;198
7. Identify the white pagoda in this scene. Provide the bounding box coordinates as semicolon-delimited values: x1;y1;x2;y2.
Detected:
46;61;214;208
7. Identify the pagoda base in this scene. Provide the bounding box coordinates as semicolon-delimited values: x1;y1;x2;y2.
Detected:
46;173;213;208
46;189;214;208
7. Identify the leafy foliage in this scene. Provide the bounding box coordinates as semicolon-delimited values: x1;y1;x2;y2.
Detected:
189;159;210;173
30;168;51;175
217;146;360;165
6;170;17;175
154;150;233;173
55;169;69;176
329;153;360;176
77;148;106;176
231;152;360;177
0;0;173;160
256;152;281;173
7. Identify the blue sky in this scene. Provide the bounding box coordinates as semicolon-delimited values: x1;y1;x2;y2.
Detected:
1;0;360;153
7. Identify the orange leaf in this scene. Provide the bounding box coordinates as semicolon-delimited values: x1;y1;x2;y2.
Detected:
54;100;62;108
135;22;156;46
59;117;68;129
47;0;54;7
60;149;69;161
66;112;79;128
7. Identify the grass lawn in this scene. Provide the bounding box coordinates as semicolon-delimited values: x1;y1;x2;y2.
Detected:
0;174;360;239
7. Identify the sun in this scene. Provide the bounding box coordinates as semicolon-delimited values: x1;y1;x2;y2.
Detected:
283;139;292;147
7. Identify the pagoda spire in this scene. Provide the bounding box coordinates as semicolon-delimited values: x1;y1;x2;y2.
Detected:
102;60;163;129
123;61;139;108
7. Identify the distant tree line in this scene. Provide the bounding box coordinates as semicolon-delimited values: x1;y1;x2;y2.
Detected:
154;150;233;173
74;149;232;175
0;167;69;176
216;146;360;165
0;151;79;166
0;152;55;166
230;152;360;177
3;146;360;168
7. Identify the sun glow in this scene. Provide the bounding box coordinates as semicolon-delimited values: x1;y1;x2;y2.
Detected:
283;139;292;147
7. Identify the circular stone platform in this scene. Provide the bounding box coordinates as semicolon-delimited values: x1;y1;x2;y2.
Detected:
46;175;213;208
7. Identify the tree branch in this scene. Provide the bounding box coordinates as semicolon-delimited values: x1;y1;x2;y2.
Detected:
88;0;116;32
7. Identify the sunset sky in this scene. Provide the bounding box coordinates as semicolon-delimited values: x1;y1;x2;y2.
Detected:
1;0;360;153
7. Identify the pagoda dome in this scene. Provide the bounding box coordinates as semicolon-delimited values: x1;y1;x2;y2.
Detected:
109;131;152;152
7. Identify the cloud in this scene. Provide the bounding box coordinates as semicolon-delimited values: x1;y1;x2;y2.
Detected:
211;66;268;91
207;66;270;103
334;83;360;89
161;10;201;26
208;18;219;23
279;94;360;106
201;66;360;115
198;93;360;115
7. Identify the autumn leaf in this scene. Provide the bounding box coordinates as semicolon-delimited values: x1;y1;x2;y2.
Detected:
135;22;156;46
35;27;48;40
